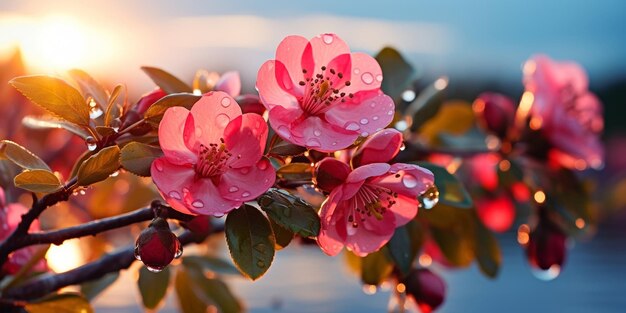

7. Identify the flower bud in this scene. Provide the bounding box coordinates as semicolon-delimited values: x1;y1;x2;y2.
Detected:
402;268;446;313
475;194;516;233
134;217;181;272
180;215;212;237
473;92;515;139
236;94;266;115
134;88;167;116
524;214;567;280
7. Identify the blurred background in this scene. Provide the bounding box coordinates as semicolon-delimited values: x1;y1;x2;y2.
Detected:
1;0;625;312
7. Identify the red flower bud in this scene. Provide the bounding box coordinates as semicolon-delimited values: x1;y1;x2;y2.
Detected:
402;268;446;313
134;217;181;272
134;88;167;116
475;194;516;233
524;215;567;280
314;158;350;193
473;92;515;139
236;94;266;115
180;215;212;237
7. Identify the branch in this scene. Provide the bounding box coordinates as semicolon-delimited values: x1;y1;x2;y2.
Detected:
5;225;223;301
8;203;194;251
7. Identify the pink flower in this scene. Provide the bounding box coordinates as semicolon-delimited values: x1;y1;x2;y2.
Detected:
523;55;604;169
314;129;434;256
150;91;276;216
257;33;395;152
0;188;48;274
214;71;241;97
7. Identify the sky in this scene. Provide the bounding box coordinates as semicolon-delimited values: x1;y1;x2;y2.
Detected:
1;0;625;94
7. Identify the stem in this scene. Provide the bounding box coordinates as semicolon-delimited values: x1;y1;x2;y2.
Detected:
9;204;194;251
4;227;222;301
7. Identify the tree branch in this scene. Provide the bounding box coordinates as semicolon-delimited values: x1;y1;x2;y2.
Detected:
4;226;222;301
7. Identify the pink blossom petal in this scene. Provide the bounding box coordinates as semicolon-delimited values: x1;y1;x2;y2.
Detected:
361;208;396;235
345;210;395;256
274;60;302;97
224;113;268;168
369;163;435;198
186;177;241;216
342;52;383;94
325;53;352;87
268;105;357;152
0;187;5;208
352;128;403;167
150;158;198;215
256;61;299;110
302;33;350;71
315;158;351;193
214;71;241;97
159;107;197;165
275;35;309;92
325;92;395;138
189;92;242;149
218;158;276;201
384;193;419;227
346;163;391;183
318;189;348;256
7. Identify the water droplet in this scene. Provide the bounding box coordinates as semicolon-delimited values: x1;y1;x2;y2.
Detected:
531;265;561;281
387;110;394;116
345;122;360;131
257;160;269;170
313;129;321;136
192;200;204;208
401;90;416;102
420;185;440;209
216;113;230;128
402;174;418;188
361;72;374;85
134;246;141;261
85;136;97;151
221;97;231;107
256;260;266;268
240;167;250;174
109;170;119;177
375;74;383;82
347;225;357;236
146;265;165;273
168;191;182;200
372;116;379;121
306;138;321;148
353;68;360;75
214;213;225;218
332;142;337;146
89;106;103;119
154;159;164;172
360;132;369;137
370;102;376;108
322;34;334;44
229;186;239;193
242;191;251;198
400;143;406;151
195;127;202;138
254;243;267;254
110;118;121;132
277;125;291;138
360;118;369;125
174;242;183;259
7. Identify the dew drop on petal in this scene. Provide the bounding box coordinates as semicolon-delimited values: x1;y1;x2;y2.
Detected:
375;74;383;82
168;191;182;200
214;213;225;218
314;129;321;136
277;125;291;138
347;225;357;236
360;118;369;125
229;186;239;193
221;97;231;107
332;142;337;146
387;110;394;116
192;200;204;208
361;132;369;137
306;138;321;148
240;167;250;174
216;113;230;128
372;116;379;121
402;174;418;188
323;34;334;44
353;68;360;75
345;122;360;131
154;160;164;172
242;191;251;198
370;102;376;108
361;72;374;85
195;127;202;138
257;159;269;170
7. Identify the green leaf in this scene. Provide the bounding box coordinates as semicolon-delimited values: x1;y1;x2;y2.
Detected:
137;266;170;310
269;141;307;156
14;169;63;193
68;69;109;109
0;140;50;171
25;293;94;313
385;219;424;276
141;66;192;94
120;142;163;177
104;84;123;127
416;162;473;208
80;272;119;301
184;264;243;313
144;93;201;126
225;204;275;280
10;75;90;126
375;47;415;99
473;213;501;278
22;115;91;139
360;250;393;286
429;210;476;267
175;269;209;313
76;145;121;186
258;189;321;237
95;126;116;137
269;217;294;250
182;255;242;276
276;163;313;182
